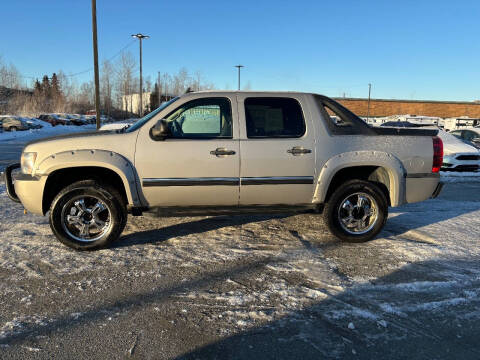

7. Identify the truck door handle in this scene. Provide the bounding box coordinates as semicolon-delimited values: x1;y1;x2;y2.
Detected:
287;146;312;156
210;148;236;157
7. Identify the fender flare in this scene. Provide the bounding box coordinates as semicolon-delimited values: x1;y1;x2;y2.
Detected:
35;149;142;207
313;151;406;207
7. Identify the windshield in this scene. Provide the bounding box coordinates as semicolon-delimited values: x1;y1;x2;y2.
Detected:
126;97;179;133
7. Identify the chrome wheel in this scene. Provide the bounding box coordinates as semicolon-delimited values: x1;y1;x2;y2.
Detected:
60;195;112;243
337;192;378;235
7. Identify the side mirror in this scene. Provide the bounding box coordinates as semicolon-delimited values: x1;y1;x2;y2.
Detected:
150;119;170;141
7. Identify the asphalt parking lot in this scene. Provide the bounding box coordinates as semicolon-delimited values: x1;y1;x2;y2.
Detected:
0;177;479;359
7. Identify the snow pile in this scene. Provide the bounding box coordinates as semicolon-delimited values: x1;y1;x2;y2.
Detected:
0;124;96;142
100;119;137;131
441;171;480;182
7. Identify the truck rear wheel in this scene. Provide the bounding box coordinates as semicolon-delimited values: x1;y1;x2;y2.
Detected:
323;180;388;243
49;180;127;250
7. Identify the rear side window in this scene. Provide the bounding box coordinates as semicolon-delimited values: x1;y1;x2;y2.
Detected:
245;97;305;138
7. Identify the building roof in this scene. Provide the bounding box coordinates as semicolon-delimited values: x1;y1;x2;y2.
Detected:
333;97;480;105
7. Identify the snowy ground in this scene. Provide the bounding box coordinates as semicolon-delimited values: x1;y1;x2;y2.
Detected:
0;177;479;359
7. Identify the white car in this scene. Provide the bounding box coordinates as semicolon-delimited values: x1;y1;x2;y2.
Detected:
379;122;480;172
449;128;480;150
437;130;480;171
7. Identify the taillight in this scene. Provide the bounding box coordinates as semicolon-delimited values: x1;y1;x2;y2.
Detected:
432;136;443;173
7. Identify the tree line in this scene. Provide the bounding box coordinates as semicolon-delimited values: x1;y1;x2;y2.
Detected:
0;52;216;117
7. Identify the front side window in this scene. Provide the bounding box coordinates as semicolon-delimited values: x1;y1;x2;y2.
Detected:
165;98;232;138
245;97;305;138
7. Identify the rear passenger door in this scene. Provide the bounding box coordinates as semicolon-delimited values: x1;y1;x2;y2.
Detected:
238;95;315;205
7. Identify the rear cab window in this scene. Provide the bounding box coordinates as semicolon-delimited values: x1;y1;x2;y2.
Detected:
244;97;305;138
314;95;373;135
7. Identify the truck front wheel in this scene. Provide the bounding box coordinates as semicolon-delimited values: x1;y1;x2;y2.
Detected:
323;180;388;243
49;180;127;250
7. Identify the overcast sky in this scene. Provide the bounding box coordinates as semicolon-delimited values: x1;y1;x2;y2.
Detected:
1;0;479;101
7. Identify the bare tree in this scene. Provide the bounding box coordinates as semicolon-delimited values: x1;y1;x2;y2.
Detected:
144;75;152;93
242;81;252;91
115;51;137;116
101;60;115;117
0;52;218;117
0;56;21;89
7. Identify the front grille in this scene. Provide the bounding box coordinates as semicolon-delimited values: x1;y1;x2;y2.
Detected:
456;155;480;161
454;164;480;171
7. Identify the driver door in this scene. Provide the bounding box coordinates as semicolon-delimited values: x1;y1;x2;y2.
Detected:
135;96;240;207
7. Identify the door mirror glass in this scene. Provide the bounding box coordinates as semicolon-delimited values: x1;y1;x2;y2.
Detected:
150;119;171;141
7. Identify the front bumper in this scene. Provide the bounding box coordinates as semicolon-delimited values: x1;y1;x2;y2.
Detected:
4;162;46;215
442;154;480;172
4;163;21;203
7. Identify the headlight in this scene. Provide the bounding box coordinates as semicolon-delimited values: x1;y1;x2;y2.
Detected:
21;152;37;174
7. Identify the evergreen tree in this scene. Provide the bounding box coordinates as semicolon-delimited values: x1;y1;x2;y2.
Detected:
50;73;61;98
33;79;42;95
41;75;51;97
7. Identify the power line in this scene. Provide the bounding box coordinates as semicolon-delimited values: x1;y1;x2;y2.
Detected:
18;39;137;80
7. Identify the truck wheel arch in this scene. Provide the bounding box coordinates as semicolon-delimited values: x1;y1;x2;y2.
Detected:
314;151;406;207
37;150;142;215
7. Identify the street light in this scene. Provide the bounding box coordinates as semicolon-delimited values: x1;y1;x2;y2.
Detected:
234;65;244;90
132;33;149;116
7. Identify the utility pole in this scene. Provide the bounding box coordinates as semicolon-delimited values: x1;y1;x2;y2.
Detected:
234;65;244;90
91;0;101;130
367;83;372;122
132;33;149;116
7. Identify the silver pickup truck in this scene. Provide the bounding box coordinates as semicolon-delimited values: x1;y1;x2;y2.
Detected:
4;91;443;250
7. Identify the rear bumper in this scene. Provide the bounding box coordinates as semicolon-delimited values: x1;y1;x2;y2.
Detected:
431;182;444;199
405;172;440;203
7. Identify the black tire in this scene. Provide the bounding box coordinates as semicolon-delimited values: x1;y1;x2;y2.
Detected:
323;180;388;243
49;180;127;250
9;127;18;132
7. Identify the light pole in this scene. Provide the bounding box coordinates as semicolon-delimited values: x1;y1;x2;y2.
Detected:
234;65;244;90
91;0;101;130
132;33;149;116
